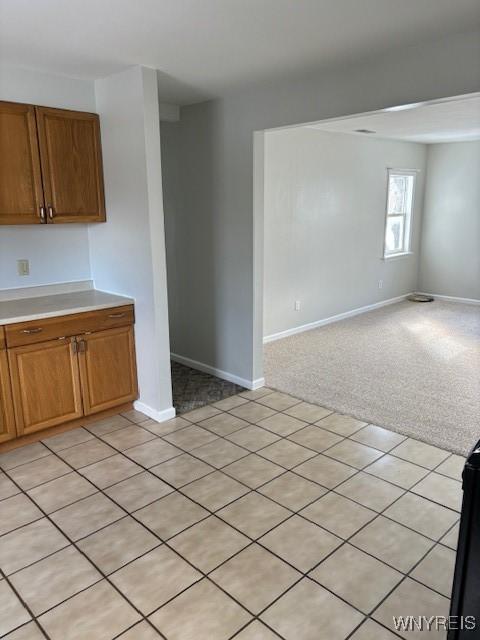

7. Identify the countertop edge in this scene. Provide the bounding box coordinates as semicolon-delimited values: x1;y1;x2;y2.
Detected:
0;299;134;326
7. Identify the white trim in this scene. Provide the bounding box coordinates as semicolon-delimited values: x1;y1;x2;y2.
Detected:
133;401;176;423
263;294;412;343
252;130;266;385
171;353;265;391
274;92;480;133
250;377;266;390
415;292;480;306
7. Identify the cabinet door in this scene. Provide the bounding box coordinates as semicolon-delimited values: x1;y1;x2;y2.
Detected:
0;349;16;443
9;338;83;435
36;106;106;223
78;326;138;415
0;101;45;225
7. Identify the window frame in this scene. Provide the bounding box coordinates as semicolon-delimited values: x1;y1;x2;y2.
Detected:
383;168;417;259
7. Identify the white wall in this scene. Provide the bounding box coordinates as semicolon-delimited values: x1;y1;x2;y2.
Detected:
0;65;95;289
419;141;480;301
90;66;173;419
165;30;480;384
263;128;426;337
160;121;181;351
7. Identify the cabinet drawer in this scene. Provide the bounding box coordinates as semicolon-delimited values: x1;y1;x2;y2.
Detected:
5;305;134;348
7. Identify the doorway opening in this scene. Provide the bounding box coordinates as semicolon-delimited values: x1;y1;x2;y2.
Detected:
160;119;247;415
254;92;480;453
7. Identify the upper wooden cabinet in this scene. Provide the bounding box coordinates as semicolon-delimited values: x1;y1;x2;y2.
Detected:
36;107;106;223
0;101;106;225
0;102;45;224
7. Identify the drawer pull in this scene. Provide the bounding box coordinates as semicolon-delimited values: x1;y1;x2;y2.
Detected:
108;312;125;318
20;327;43;334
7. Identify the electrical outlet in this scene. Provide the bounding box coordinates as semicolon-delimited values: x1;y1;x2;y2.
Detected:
294;300;301;311
378;279;383;289
17;259;30;276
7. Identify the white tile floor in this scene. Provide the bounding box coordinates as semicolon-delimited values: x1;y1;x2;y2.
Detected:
0;389;462;639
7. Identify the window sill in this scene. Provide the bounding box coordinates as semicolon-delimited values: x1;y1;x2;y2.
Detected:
382;252;414;261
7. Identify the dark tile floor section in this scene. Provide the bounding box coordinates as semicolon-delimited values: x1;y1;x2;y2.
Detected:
171;361;246;414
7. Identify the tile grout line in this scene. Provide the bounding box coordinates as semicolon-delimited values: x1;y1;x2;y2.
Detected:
0;399;462;497
80;414;460;617
1;437;459;617
343;449;459;636
1;565;55;640
261;385;470;459
1;459;170;640
173;404;459;612
3;421;376;637
1;404;460;594
143;410;462;554
166;399;462;508
0;394;461;639
36;436;283;633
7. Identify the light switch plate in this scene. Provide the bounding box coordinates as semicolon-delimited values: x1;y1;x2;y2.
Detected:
17;259;30;276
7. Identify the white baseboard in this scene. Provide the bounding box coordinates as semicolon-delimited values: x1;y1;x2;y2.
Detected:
250;377;266;390
263;293;412;343
171;353;264;391
416;292;480;306
133;401;176;423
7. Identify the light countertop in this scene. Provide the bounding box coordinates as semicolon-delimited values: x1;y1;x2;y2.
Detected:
0;289;134;325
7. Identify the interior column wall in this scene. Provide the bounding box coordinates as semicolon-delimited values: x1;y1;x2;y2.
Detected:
161;121;182;355
90;66;173;419
418;141;480;301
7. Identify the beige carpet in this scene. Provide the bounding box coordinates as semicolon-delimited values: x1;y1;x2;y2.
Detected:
265;300;480;455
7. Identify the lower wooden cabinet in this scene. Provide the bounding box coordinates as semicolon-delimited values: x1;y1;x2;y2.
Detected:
79;326;138;415
0;348;16;443
9;338;83;435
2;306;138;439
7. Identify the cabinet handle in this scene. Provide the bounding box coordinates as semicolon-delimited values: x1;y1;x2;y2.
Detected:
78;339;87;353
48;205;54;220
71;338;78;354
20;327;43;334
108;312;125;318
39;206;46;222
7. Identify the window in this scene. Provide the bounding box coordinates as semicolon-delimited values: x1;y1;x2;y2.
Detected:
384;170;416;258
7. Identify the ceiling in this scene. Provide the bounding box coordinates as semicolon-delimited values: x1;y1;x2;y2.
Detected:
0;0;479;105
308;95;480;143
